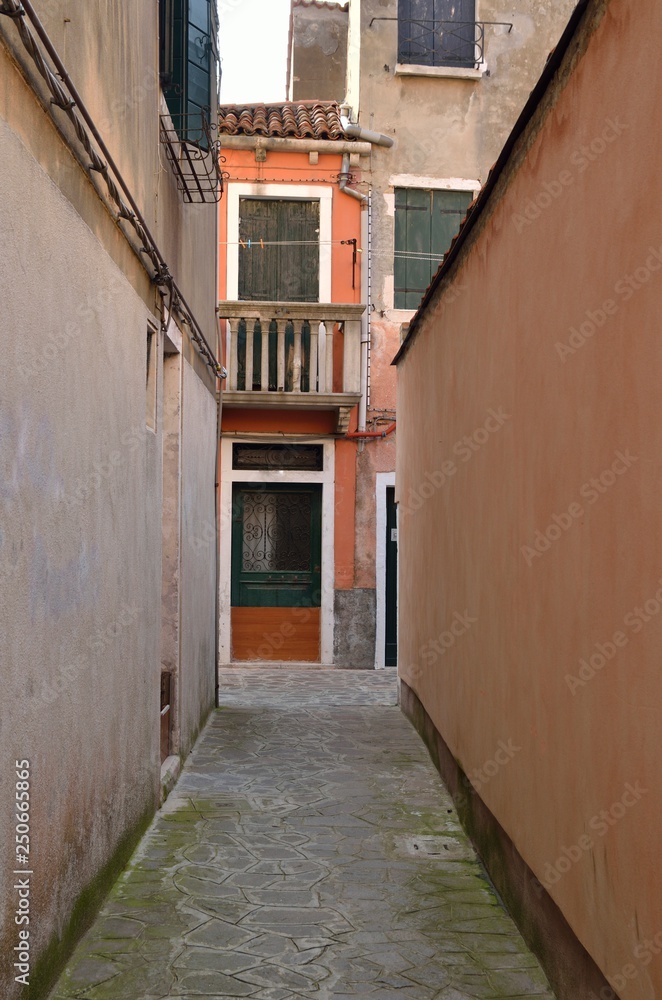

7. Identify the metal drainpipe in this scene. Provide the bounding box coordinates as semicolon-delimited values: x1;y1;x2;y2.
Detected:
338;152;368;203
346;422;396;440
340;115;394;148
359;192;370;432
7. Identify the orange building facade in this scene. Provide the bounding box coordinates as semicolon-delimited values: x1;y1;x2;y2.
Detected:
217;103;396;667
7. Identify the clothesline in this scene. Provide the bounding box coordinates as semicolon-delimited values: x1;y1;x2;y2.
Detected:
219;239;447;262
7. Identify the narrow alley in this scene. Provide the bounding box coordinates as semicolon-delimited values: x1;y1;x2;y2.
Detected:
50;670;553;1000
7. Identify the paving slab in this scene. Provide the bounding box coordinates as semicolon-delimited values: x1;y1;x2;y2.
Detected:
49;669;554;999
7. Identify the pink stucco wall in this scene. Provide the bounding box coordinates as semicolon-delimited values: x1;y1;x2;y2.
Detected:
396;1;662;994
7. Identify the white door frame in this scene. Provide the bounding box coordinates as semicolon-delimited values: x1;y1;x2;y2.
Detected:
375;471;396;669
219;436;335;664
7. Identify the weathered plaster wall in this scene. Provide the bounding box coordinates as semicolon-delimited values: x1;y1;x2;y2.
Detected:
178;360;217;752
34;0;218;339
291;2;348;102
0;110;162;1000
397;0;662;993
0;2;219;994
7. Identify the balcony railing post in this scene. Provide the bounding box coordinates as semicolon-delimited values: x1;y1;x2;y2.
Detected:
325;322;334;393
343;319;362;394
245;320;254;391
230;321;239;391
318;321;327;393
309;322;319;392
276;320;286;392
260;321;269;392
293;321;303;393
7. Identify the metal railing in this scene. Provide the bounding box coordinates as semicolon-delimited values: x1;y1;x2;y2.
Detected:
218;302;365;396
160;111;224;204
369;18;513;70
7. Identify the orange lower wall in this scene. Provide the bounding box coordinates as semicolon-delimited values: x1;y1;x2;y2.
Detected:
232;607;320;661
221;408;337;435
397;1;662;995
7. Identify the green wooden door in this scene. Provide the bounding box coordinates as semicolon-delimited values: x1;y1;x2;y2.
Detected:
232;484;322;607
238;198;320;302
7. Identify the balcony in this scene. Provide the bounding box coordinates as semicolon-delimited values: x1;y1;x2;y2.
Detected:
218;302;365;433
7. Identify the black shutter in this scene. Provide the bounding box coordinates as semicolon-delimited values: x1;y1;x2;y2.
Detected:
398;0;476;67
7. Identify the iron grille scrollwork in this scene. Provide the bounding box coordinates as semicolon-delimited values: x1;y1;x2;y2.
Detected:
242;492;312;573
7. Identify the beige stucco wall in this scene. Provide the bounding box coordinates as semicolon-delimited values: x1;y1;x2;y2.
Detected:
396;0;662;994
290;1;348;101
0;106;162;997
0;2;218;994
178;360;218;752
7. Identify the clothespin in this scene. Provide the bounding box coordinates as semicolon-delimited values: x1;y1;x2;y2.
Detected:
247;238;252;249
239;239;247;249
260;238;264;250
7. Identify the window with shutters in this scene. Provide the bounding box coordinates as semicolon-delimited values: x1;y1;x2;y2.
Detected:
159;0;219;143
238;198;320;302
398;0;477;69
394;188;473;309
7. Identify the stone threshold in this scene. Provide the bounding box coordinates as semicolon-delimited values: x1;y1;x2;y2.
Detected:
221;661;353;670
159;754;181;805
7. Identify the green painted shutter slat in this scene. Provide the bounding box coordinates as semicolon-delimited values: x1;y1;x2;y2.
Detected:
161;0;214;141
280;200;319;302
238;199;280;301
431;189;473;259
238;199;319;302
394;187;473;308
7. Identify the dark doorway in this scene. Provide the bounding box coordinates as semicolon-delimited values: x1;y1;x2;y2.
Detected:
385;486;398;666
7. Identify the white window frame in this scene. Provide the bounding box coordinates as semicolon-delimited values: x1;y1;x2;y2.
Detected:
226;183;333;303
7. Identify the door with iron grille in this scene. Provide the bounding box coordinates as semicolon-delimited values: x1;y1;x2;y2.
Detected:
231;483;322;661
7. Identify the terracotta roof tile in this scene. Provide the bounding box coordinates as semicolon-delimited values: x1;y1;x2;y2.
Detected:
218;101;350;141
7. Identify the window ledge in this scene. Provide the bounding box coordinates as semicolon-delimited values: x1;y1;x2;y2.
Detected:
395;62;485;81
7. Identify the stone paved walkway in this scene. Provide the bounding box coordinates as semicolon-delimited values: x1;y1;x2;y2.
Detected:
50;669;555;999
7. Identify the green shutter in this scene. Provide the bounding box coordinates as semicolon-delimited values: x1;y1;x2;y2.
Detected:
160;0;216;143
238;199;320;302
394;188;473;309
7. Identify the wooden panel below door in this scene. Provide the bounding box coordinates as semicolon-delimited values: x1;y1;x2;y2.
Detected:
232;607;321;662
